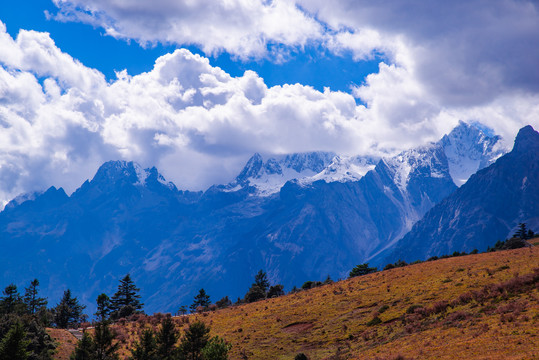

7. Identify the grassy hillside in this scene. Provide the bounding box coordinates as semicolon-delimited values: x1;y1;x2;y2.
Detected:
50;246;539;359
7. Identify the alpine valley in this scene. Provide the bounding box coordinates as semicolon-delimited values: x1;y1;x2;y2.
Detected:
3;121;537;314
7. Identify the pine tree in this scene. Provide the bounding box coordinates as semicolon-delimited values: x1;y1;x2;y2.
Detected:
178;321;210;360
70;332;95;360
1;283;24;315
514;223;529;239
93;321;119;360
244;270;271;303
176;305;187;316
254;270;270;293
130;329;157;360
23;279;47;315
349;263;377;278
156;317;179;360
110;274;143;319
0;322;30;360
54;289;86;329
201;336;231;360
95;294;112;322
267;284;284;298
189;289;210;313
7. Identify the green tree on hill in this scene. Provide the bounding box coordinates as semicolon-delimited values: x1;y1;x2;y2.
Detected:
1;284;25;315
53;289;86;329
244;269;281;303
95;293;112;322
349;263;377;278
178;321;210;360
110;274;143;319
70;321;119;360
130;329;157;360
156;316;179;360
190;289;210;313
0;322;29;360
23;279;47;315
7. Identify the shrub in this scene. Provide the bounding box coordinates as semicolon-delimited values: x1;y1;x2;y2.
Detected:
366;316;382;326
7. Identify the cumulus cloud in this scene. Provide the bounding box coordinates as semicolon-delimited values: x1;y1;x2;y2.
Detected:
0;22;374;204
46;0;539;139
50;0;323;59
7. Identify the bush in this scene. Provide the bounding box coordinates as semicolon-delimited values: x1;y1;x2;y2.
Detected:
366;316;382;326
295;353;308;360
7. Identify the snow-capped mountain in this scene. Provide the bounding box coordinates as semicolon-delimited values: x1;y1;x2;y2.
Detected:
227;151;337;196
227;121;504;197
441;121;505;186
0;121;512;314
303;155;378;183
388;125;539;263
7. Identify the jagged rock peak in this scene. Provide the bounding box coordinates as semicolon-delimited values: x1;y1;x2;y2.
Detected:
236;153;264;182
91;160;174;189
513;125;539;152
282;151;337;173
439;121;505;186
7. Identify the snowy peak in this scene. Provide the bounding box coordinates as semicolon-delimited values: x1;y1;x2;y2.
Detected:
440;121;505;186
236;153;265;182
382;144;449;193
306;155;378;183
91;160;176;190
232;151;336;195
282;152;336;173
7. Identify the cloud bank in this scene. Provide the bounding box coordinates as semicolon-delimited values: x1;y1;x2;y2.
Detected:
1;0;539;204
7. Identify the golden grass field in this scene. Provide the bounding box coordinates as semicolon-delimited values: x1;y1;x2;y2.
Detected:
50;245;539;360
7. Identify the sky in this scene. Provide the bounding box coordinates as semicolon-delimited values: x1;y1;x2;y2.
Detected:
0;0;538;204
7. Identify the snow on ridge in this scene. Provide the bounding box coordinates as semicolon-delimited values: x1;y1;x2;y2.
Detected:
303;155;377;184
231;151;337;196
133;162;149;186
441;121;506;186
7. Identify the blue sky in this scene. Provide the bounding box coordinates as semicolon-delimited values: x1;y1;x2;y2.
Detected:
0;0;538;203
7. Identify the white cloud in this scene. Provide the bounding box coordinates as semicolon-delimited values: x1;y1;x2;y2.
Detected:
50;0;323;59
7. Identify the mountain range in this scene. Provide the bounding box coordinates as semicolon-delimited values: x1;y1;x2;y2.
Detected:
2;121;532;315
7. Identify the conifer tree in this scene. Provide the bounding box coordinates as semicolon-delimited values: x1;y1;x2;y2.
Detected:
0;322;29;360
244;270;271;303
254;270;270;293
201;336;231;360
70;332;95;360
349;263;377;278
110;274;143;319
54;289;86;329
23;279;47;315
1;283;24;315
178;321;210;360
93;321;119;360
189;289;210;313
156;316;179;360
130;329;157;360
95;294;112;322
514;223;529;239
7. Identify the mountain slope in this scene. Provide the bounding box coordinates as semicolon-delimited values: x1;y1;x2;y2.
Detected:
389;125;539;263
50;246;539;360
